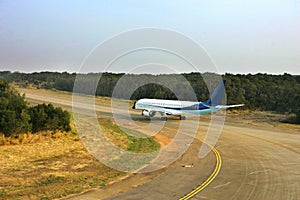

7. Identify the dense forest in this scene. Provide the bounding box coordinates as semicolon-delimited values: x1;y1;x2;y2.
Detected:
0;80;71;137
0;71;299;123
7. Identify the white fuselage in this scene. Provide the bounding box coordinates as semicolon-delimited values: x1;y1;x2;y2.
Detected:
134;98;220;116
135;99;197;109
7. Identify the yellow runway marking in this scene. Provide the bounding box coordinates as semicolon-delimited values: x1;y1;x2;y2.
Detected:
179;137;222;200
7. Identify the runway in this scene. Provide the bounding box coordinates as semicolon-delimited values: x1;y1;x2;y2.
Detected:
19;88;300;199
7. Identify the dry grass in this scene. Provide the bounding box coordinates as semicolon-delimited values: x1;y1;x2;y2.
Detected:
0;117;127;200
0;131;74;146
0;117;159;200
225;109;300;132
0;135;125;200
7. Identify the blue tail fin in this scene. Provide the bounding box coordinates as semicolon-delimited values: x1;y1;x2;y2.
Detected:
203;80;226;106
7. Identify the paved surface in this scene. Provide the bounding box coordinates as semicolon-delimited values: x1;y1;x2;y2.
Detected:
20;88;300;200
197;124;300;200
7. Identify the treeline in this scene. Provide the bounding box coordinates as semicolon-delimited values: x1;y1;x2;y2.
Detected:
0;80;71;137
0;71;299;123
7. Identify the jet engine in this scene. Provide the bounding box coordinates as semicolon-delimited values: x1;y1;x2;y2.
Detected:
142;110;156;117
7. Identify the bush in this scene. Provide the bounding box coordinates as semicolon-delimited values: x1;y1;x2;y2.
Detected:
0;80;31;136
0;80;70;136
29;103;71;133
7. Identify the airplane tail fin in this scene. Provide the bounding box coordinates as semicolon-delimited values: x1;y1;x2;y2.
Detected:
203;80;226;106
199;80;244;109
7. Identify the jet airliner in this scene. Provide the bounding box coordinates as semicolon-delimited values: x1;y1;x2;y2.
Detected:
132;80;244;120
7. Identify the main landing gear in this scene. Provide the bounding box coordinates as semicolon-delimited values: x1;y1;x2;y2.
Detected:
179;115;186;120
160;115;186;121
161;117;167;121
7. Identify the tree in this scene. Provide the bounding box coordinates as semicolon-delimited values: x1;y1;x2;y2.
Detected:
0;80;31;136
1;71;300;124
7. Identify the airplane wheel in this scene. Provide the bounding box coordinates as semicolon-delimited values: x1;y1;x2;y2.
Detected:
161;117;167;121
180;116;186;120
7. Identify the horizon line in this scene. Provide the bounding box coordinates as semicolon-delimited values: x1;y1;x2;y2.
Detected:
0;70;299;76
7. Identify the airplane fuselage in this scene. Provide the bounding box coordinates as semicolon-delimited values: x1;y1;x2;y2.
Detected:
133;98;220;116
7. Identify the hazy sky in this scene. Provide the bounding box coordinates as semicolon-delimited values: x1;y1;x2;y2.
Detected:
0;0;299;74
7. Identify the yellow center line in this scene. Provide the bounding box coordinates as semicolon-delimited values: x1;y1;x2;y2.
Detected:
179;137;222;200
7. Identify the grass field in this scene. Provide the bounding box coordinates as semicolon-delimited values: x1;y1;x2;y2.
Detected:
0;117;159;200
99;118;160;153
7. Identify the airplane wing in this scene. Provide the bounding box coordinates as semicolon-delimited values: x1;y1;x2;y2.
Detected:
216;104;245;109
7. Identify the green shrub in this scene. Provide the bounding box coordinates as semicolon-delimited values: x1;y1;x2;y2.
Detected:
28;103;71;133
0;80;70;136
0;80;31;136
